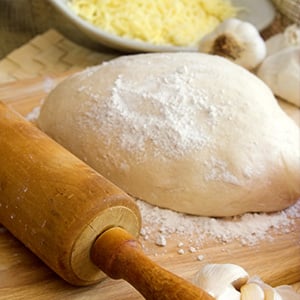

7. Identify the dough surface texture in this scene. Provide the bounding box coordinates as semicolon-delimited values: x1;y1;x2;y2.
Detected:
38;53;300;216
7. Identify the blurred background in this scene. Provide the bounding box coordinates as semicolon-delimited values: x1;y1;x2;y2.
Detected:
0;0;115;59
1;0;299;59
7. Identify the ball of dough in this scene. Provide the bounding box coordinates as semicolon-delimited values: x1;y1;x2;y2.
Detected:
38;53;300;216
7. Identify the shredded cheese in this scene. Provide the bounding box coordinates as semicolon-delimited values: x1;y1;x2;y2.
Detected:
68;0;237;46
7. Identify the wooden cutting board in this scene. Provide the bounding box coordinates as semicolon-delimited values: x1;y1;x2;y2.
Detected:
0;75;299;299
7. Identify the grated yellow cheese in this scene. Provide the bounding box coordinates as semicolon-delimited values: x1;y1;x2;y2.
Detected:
68;0;237;47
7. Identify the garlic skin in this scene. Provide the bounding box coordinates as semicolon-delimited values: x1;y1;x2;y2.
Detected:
198;18;266;70
264;288;283;300
275;285;300;300
265;24;300;57
257;46;300;107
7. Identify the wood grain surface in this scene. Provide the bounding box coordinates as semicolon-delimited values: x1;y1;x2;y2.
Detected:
0;75;299;299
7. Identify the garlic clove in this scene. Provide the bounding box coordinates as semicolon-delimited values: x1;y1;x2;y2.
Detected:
265;33;285;56
216;286;241;300
284;24;300;47
198;18;266;70
194;263;249;299
275;285;300;300
265;24;300;57
248;276;283;300
256;46;300;107
240;282;265;300
264;287;283;300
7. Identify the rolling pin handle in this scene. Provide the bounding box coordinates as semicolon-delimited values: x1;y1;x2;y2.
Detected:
91;227;214;300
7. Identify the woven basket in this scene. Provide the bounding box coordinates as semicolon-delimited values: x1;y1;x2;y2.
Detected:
272;0;300;24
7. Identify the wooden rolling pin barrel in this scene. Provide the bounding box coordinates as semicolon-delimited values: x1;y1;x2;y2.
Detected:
0;102;213;300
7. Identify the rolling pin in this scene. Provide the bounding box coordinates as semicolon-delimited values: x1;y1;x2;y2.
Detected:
0;102;214;300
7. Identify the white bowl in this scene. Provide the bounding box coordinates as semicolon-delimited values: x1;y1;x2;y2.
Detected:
48;0;276;52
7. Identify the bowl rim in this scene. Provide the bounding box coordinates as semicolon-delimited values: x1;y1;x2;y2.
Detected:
48;0;276;52
48;0;197;52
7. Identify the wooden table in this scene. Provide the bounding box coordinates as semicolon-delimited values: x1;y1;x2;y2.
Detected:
0;64;299;300
0;22;300;298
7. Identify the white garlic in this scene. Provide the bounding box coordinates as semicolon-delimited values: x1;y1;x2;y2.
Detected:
247;277;283;300
257;46;300;107
198;18;266;70
240;282;265;300
193;263;249;299
264;287;283;300
275;285;300;300
194;263;299;300
265;24;300;57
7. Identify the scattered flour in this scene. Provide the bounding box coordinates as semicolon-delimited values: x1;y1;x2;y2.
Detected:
26;106;41;122
76;59;230;161
155;234;167;247
177;248;185;255
137;198;300;247
197;254;205;261
43;77;57;93
204;157;241;185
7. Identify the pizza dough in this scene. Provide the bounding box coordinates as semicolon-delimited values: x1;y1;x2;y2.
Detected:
37;53;300;216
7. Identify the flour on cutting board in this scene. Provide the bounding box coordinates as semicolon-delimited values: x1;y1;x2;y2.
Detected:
137;198;300;248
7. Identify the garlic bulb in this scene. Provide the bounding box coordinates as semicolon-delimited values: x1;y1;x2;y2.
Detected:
257;46;300;107
194;264;300;300
265;24;300;57
198;18;266;70
193;263;249;299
